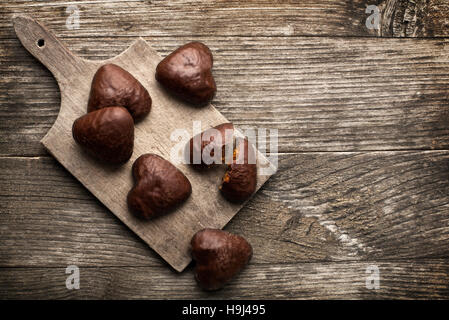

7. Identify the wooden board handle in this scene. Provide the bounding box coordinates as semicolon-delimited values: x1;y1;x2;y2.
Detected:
13;15;85;85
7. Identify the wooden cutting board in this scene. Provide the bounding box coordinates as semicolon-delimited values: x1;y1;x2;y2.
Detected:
13;15;275;272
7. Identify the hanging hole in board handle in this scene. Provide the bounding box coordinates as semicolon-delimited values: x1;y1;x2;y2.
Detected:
37;38;45;48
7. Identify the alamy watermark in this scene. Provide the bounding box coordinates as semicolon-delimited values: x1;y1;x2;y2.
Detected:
65;265;80;290
170;121;278;175
365;265;380;290
365;5;380;30
66;5;80;30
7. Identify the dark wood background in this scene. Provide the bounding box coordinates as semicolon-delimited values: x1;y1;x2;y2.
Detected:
1;0;449;299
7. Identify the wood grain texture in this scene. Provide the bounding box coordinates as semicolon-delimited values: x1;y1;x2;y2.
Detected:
11;16;274;272
1;261;448;299
2;152;449;268
2;35;449;156
2;0;449;299
1;0;448;38
386;0;449;37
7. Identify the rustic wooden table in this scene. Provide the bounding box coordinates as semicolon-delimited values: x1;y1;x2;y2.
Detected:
1;0;449;299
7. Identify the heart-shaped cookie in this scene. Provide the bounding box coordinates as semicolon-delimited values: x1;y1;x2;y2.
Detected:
220;137;257;203
88;64;152;122
72;106;134;164
191;228;252;291
127;154;192;220
186;123;258;202
187;122;234;167
155;42;216;106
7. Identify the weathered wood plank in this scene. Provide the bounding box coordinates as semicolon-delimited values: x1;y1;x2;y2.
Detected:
2;0;449;300
1;260;448;299
1;1;448;39
2;152;449;267
2;35;449;156
388;0;449;37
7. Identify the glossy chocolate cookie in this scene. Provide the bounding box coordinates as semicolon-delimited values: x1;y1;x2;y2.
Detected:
127;154;192;219
156;42;216;106
191;228;252;291
220;138;257;203
88;64;152;122
72;106;134;164
187;123;234;167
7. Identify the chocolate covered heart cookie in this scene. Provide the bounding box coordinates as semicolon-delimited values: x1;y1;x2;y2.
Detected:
88;64;152;122
220;137;257;203
187;123;234;167
72;106;134;164
155;42;216;106
191;228;252;291
127;154;192;220
186;123;258;202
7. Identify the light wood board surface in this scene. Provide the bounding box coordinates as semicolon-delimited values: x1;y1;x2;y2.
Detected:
1;0;449;299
